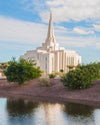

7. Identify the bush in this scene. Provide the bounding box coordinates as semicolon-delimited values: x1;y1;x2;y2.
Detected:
49;73;56;78
4;58;41;85
55;72;65;78
61;63;100;90
60;69;64;72
39;78;51;87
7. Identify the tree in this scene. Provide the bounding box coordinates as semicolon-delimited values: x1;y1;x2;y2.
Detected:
61;62;100;89
4;58;41;84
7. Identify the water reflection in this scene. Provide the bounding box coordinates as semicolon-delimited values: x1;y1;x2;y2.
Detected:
37;103;68;125
6;99;38;125
7;99;38;117
65;103;94;117
0;98;100;125
64;103;94;125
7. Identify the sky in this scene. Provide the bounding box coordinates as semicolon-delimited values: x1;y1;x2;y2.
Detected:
0;0;100;64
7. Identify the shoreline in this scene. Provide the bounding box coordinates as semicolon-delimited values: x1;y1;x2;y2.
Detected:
0;78;100;108
1;92;100;108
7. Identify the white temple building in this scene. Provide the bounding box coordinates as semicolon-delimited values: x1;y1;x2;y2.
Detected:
21;9;81;74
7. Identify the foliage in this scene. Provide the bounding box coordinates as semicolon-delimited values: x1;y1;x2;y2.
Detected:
0;62;9;70
65;103;93;117
60;69;64;72
4;58;41;84
39;78;51;87
49;73;56;78
7;99;38;116
61;63;100;90
41;70;45;76
55;72;65;78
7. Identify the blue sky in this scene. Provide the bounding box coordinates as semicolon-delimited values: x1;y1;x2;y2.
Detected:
0;0;100;63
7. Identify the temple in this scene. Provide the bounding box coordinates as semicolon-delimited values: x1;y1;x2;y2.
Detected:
21;9;81;73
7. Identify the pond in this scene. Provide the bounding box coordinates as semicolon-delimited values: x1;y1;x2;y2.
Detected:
0;98;100;125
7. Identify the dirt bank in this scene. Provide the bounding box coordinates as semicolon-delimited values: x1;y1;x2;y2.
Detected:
0;78;100;108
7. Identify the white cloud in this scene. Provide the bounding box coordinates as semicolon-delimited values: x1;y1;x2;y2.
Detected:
73;27;94;35
20;0;100;25
0;16;47;44
95;38;100;49
93;24;100;31
56;36;96;48
39;0;100;23
21;0;47;13
96;42;100;49
47;0;64;6
0;16;99;49
0;15;69;44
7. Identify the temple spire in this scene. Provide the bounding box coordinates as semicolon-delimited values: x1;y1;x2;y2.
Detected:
45;8;56;44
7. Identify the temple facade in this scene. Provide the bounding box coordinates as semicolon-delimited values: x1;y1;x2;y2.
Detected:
21;9;81;73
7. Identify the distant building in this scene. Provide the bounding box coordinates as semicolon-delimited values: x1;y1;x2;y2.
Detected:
21;9;81;74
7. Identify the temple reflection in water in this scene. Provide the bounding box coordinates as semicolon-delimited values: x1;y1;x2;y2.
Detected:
5;99;100;125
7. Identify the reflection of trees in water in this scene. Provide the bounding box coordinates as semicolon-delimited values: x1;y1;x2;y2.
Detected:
7;99;38;117
65;103;94;117
6;100;95;125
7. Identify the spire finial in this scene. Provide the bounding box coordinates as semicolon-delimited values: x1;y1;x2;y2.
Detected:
50;8;52;13
45;8;56;44
50;8;52;20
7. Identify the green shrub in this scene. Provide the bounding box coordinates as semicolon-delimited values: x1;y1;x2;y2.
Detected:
49;73;56;78
55;72;65;78
61;63;100;90
4;58;41;85
60;69;64;72
39;78;51;87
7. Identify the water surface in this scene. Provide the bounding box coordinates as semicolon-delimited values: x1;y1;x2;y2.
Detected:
0;98;100;125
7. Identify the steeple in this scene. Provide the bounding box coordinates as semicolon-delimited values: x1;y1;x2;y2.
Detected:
45;8;56;44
